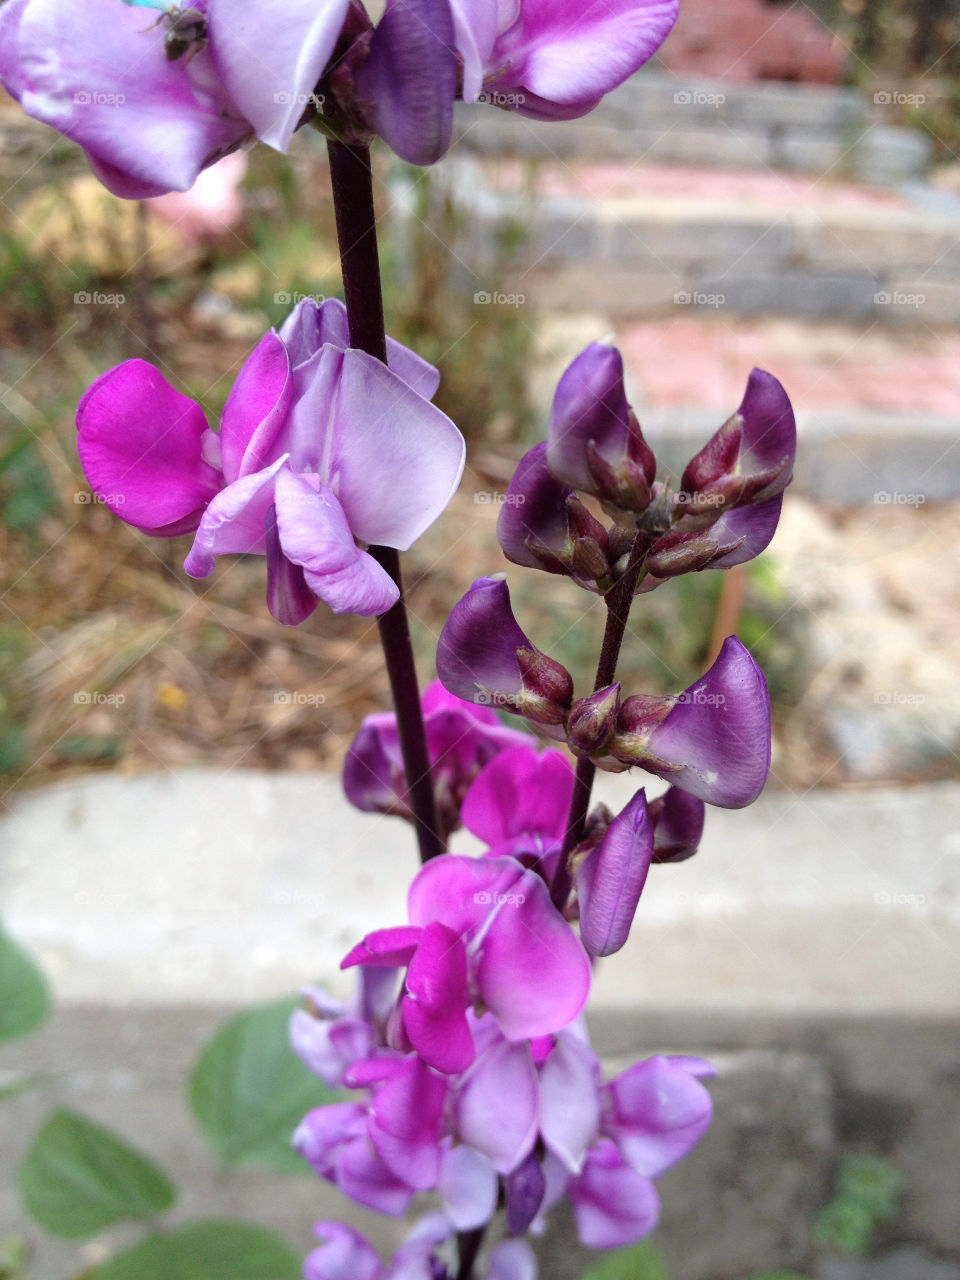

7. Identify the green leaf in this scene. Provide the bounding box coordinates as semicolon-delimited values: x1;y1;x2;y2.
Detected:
578;1240;672;1280
835;1154;903;1220
0;921;51;1042
189;997;341;1174
812;1200;874;1257
19;1109;175;1238
93;1219;301;1280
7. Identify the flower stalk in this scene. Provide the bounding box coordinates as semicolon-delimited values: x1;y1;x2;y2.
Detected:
326;138;443;864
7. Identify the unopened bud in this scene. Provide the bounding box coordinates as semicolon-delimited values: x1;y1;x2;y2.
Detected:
566;682;621;754
645;530;722;577
516;646;574;724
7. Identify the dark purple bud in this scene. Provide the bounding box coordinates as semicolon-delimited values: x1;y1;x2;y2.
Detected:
680;368;795;509
437;577;573;725
547;343;656;513
706;494;784;569
610;638;771;808
497;443;610;585
650;787;706;863
566;683;621;755
575;788;653;957
644;529;722;578
505;1150;546;1235
616;693;673;740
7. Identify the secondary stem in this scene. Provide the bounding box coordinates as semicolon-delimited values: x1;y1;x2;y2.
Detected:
327;139;444;864
550;531;650;909
455;1227;485;1280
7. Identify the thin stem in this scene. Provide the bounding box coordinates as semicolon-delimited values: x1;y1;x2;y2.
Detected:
550;531;650;909
455;1227;485;1280
327;139;444;863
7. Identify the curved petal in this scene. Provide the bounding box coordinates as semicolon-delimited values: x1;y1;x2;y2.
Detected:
438;1145;498;1231
436;577;529;704
9;0;249;197
207;0;350;151
577;789;653;958
708;494;784;569
330;349;465;549
220;330;292;482
265;504;319;625
571;1141;660;1249
343;718;405;815
303;553;399;616
402;922;474;1074
342;926;422;969
368;1056;447;1190
494;0;678;105
602;1055;713;1178
289;1008;372;1088
488;1239;538;1280
183;457;285;576
456;1036;538;1173
77;360;222;530
356;0;457;166
739;367;796;479
539;1031;601;1173
461;746;573;846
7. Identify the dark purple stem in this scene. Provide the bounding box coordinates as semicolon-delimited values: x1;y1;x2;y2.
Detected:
327;139;444;864
455;1227;485;1280
550;530;651;909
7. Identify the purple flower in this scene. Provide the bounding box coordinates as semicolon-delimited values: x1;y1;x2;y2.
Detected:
304;1216;537;1280
343;680;534;839
77;298;464;624
610;637;772;808
0;0;352;197
342;855;591;1073
437;577;574;725
575;788;653;957
600;1054;714;1178
454;0;678;122
460;744;574;878
497;443;610;588
546;343;656;513
650;786;705;864
289;968;398;1088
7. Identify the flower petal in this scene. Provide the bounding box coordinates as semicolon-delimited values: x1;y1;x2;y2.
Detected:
77;360;221;530
456;1036;538;1173
602;1055;713;1177
577;789;653;957
571;1140;660;1248
539;1031;601;1173
183;458;286;577
461;745;573;846
304;1221;383;1280
402;922;474;1074
220;330;292;482
342;926;422;969
438;1144;498;1231
368;1055;447;1190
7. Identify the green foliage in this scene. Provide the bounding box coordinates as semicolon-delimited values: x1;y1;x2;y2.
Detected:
578;1240;672;1280
92;1220;301;1280
19;1109;175;1238
812;1154;903;1258
190;996;342;1174
0;921;51;1043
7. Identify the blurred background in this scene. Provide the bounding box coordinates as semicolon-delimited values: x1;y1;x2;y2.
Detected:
2;1;959;1278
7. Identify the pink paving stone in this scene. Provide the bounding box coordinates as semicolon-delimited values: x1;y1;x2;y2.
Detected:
488;162;908;212
617;318;960;417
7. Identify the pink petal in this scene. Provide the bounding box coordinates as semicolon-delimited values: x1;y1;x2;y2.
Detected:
368;1056;447;1190
220;331;292;482
402;923;474;1074
330;349;465;549
602;1055;713;1177
305;1222;383;1280
539;1031;601;1172
571;1140;660;1248
341;926;422;969
77;360;221;529
438;1144;498;1230
183;458;285;577
461;746;574;846
456;1037;538;1173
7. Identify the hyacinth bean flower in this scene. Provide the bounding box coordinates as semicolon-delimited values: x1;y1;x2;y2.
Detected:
455;0;678;123
546;342;657;514
608;636;772;808
304;1216;537;1280
342;680;534;839
77;298;465;624
436;576;574;725
341;855;591;1073
289;967;398;1089
650;786;705;863
460;744;574;878
574;788;653;957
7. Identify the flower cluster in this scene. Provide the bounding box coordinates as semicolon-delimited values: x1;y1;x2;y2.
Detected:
0;0;679;194
76;298;465;624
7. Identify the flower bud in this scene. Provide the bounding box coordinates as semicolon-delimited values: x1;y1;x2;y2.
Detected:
437;576;574;726
650;787;705;863
505;1150;546;1236
610;638;771;808
497;443;611;587
575;788;653;957
547;343;657;514
566;683;621;755
644;529;722;578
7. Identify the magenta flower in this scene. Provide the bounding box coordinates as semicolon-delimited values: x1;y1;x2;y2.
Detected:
437;577;574;725
0;0;353;197
342;855;591;1073
304;1216;537;1280
610;637;772;808
460;744;574;877
77;299;464;624
454;0;678;122
289;968;398;1088
343;680;534;839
